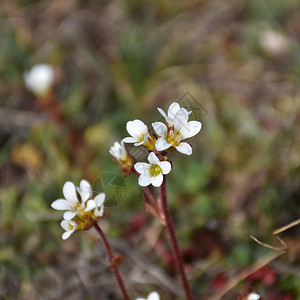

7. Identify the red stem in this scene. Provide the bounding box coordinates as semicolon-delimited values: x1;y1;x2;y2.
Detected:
161;176;193;300
92;221;129;300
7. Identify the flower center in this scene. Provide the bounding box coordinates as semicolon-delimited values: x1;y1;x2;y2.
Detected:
149;164;162;177
165;128;182;146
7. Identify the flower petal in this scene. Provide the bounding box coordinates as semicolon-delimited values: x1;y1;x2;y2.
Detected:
175;142;192;155
180;120;202;140
167;102;180;119
94;193;105;207
134;162;150;175
84;200;97;212
126;120;148;139
148;292;160;300
134;141;145;146
63;210;77;220
152;122;167;136
122;137;137;143
80;179;91;190
138;174;152;187
173;108;189;131
157;107;167;119
51;199;72;210
62;231;74;240
63;181;78;206
155;137;171;151
148;152;160;164
158;161;171;175
151;173;164;187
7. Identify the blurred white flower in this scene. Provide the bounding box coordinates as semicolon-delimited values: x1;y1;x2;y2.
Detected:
123;119;149;146
24;64;55;96
60;219;78;240
157;102;191;127
153;104;201;155
136;291;160;300
247;293;261;300
134;152;171;187
260;30;289;56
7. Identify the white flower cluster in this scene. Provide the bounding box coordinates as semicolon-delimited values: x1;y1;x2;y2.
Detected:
109;102;202;187
51;180;105;239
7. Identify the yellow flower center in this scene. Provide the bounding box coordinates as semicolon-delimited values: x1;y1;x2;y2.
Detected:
165;128;182;146
149;164;162;177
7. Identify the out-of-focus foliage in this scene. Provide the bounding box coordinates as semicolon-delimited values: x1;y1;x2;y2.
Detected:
0;0;299;299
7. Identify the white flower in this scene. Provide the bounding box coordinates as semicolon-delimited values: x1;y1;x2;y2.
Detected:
152;106;201;156
157;102;191;127
123;120;149;146
260;30;289;56
136;291;160;300
84;193;105;218
61;219;78;240
51;181;82;220
247;293;261;300
134;152;171;187
109;141;127;161
24;64;55;96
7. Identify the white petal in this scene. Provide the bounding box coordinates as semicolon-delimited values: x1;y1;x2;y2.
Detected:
51;199;72;210
94;206;104;217
167;102;180;119
148;152;160;164
63;182;78;206
134;162;150;175
157;107;167;119
63;210;77;220
180;120;202;140
134;141;145;146
62;231;74;240
152;122;167;136
81;191;90;203
158;161;172;174
151;174;164;187
126;120;148;139
155;137;171;151
94;193;105;207
84;200;97;212
173;108;189;131
148;292;160;300
138;174;152;187
122;137;137;143
80;179;91;191
175;142;192;155
136;298;146;300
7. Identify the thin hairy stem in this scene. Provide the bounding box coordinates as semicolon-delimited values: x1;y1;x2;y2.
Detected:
161;176;193;300
92;221;129;300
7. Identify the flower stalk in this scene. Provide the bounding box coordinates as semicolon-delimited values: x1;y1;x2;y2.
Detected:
92;221;129;300
160;176;193;300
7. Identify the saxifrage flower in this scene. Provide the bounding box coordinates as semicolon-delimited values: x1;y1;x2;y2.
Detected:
153;102;201;155
134;152;171;187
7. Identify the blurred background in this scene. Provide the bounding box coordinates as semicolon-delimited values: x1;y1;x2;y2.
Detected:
0;0;300;299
